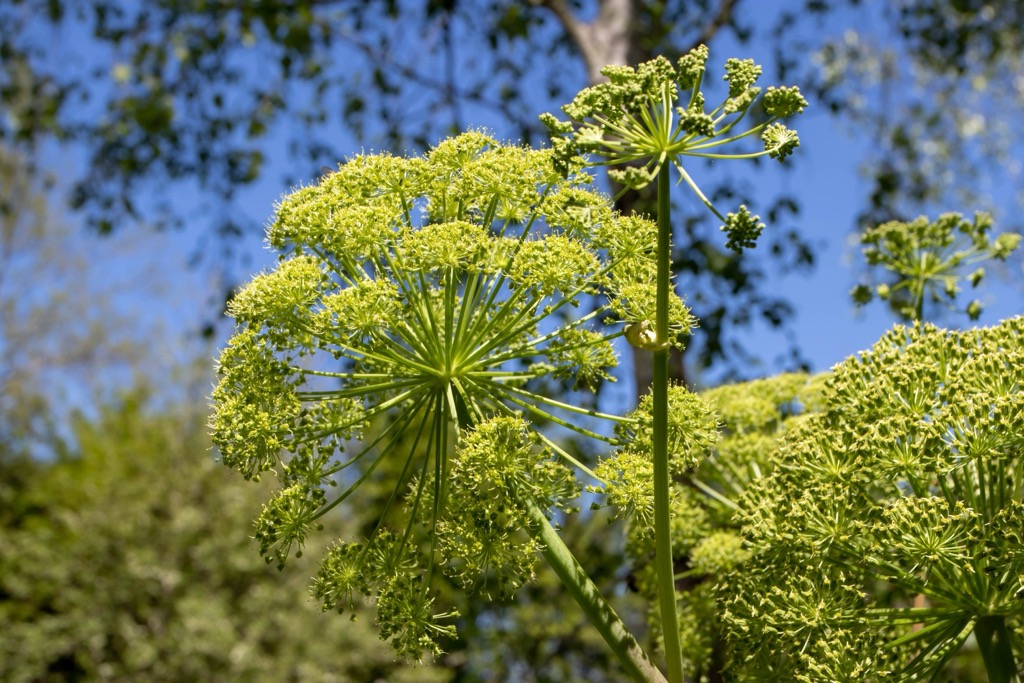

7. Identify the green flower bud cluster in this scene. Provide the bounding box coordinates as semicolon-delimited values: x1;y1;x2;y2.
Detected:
851;211;1022;322
591;385;719;530
685;374;823;677
589;372;820;679
722;316;1024;680
721;205;765;254
541;46;806;253
312;530;459;659
311;420;577;659
433;417;579;600
212;131;692;658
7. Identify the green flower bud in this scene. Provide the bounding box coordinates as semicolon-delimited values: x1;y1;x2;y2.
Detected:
762;123;800;160
721;204;765;253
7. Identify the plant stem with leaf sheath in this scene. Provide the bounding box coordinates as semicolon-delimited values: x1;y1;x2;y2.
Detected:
518;492;668;683
975;616;1020;683
654;164;685;683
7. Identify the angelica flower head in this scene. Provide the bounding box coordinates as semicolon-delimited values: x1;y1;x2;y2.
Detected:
542;47;807;253
850;211;1022;322
722;316;1024;680
589;371;820;677
211;131;694;657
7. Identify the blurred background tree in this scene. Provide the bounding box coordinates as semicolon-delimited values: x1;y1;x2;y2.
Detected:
0;395;454;683
0;143;451;682
10;1;1022;378
806;1;1024;225
0;144;133;448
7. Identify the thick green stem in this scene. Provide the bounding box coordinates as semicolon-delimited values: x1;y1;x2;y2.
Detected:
518;492;668;683
654;164;685;683
975;616;1019;683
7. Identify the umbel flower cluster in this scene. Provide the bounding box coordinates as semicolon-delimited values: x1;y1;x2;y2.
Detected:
851;211;1021;322
590;371;823;680
720;316;1024;681
210;131;697;658
541;46;807;253
584;316;1024;681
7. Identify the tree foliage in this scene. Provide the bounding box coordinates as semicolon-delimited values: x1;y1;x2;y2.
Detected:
0;144;157;447
0;395;449;683
0;0;809;376
807;0;1024;224
4;2;1024;375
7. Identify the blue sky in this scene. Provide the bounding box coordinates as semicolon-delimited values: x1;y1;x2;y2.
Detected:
18;2;1024;409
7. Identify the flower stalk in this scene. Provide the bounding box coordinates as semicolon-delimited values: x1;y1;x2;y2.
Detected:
545;47;805;681
652;162;683;682
975;615;1019;683
519;491;668;683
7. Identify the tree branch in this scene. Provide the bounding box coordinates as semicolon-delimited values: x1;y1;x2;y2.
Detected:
689;0;739;52
332;27;532;132
533;0;633;83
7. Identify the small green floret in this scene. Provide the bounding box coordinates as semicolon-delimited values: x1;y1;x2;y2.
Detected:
723;58;761;97
590;385;718;515
679;108;716;136
689;531;750;575
376;575;459;660
316;278;400;342
626;385;720;474
763;86;809;117
676;45;710;89
761;122;800;160
255;484;326;569
509;234;600;297
606;165;655;190
435;417;579;600
401;221;488;271
541;186;615;238
312;541;369;614
721;205;765;254
610;280;695;350
211;329;302;480
227;256;325;331
546;327;619;388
